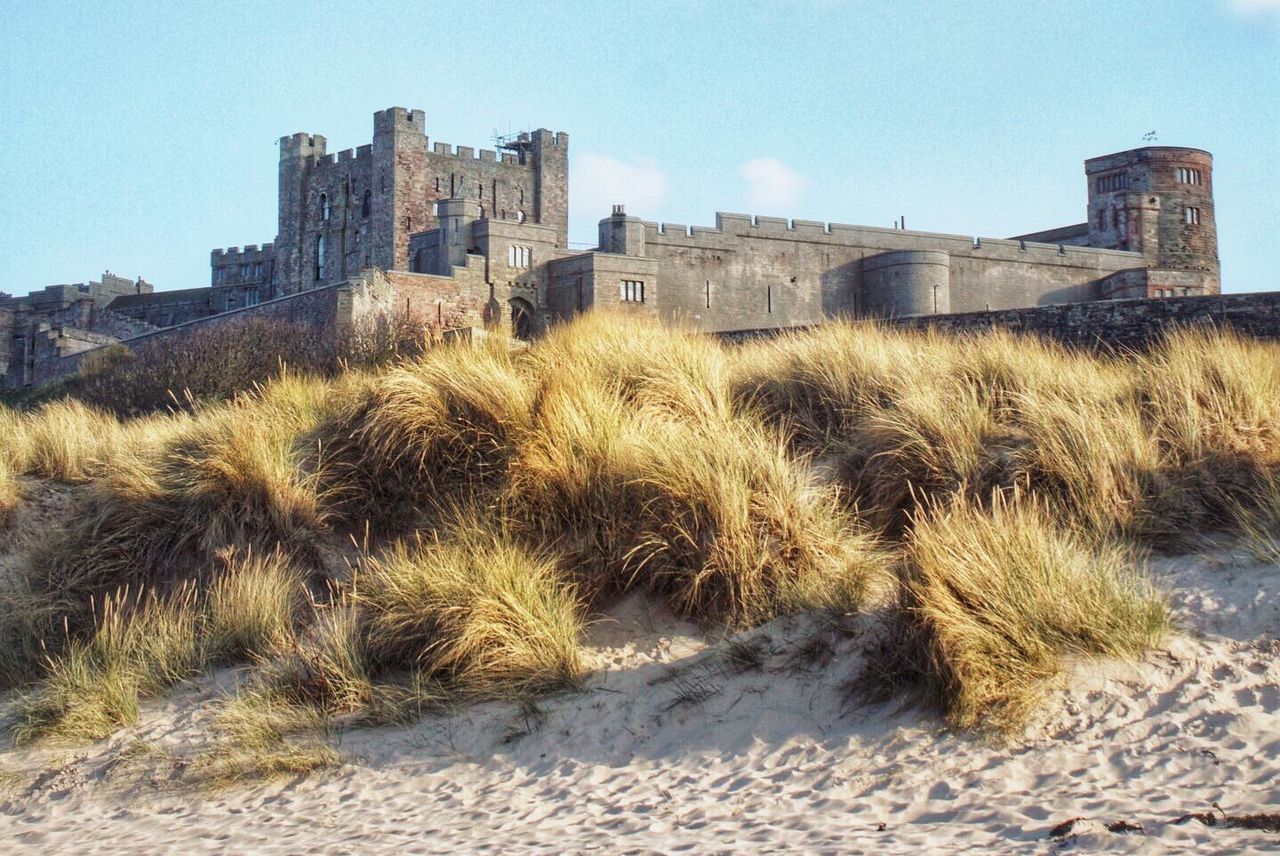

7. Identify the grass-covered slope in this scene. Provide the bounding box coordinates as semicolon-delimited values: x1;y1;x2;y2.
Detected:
1;312;1276;748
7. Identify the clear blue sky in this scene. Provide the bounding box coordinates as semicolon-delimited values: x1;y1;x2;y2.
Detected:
1;0;1276;294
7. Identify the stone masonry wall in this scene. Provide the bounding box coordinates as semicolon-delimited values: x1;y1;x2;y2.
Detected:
888;291;1280;351
577;213;1148;333
718;292;1280;352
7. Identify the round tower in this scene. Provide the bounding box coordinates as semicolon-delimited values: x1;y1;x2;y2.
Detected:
436;197;482;269
1084;147;1219;295
861;250;951;316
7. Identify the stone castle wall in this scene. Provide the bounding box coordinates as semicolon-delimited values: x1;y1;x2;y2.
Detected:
717;291;1280;351
577;212;1149;333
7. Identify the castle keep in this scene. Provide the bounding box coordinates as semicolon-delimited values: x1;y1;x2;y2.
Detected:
2;108;1220;389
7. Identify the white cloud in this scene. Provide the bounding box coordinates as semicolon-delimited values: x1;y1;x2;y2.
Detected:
574;153;669;219
740;158;808;212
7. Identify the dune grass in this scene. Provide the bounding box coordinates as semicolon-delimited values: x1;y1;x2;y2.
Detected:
890;495;1169;733
24;374;335;644
14;587;202;744
316;339;533;531
0;456;18;529
204;548;305;664
4;313;1276;744
357;513;585;698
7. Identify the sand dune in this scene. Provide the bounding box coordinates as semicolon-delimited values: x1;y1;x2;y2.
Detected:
1;547;1277;854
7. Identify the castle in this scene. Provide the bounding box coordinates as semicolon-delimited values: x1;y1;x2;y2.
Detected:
2;107;1220;389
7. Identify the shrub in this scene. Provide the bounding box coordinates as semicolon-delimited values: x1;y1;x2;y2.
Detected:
358;514;584;698
888;496;1168;733
63;312;440;417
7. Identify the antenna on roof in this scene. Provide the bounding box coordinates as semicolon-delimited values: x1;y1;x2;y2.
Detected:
493;128;534;155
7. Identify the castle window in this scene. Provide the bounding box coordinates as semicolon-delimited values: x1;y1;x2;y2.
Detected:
362;190;372;218
224;292;237;312
246;288;260;307
508;245;532;268
253;262;264;278
1096;173;1129;194
516;210;526;223
620;280;645;303
1097;208;1106;229
1184;206;1201;225
478;182;484;199
1176;167;1202;186
320;193;330;221
314;235;326;280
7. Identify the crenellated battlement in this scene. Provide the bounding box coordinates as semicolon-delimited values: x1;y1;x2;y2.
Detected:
280;132;326;160
428;141;537;166
636;212;1145;265
211;243;275;263
373;106;426;135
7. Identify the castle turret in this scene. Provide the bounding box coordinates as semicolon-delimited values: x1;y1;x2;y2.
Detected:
530;129;569;248
598;204;647;256
436;197;482;271
372;107;429;274
1085;147;1219;294
276;133;326;293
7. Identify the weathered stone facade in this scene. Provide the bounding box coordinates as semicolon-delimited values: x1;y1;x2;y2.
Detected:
1;273;155;389
0;110;1227;391
253;109;569;298
715;291;1280;351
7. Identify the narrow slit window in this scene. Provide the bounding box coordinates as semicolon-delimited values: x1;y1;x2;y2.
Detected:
314;235;325;280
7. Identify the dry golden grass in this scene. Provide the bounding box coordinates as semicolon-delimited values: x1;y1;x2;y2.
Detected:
6;399;127;483
508;377;881;626
4;313;1277;743
0;456;18;528
316;339;533;530
527;313;734;424
25;375;334;640
204;548;305;664
891;495;1169;733
358;513;585;698
14;587;202;744
1233;471;1280;563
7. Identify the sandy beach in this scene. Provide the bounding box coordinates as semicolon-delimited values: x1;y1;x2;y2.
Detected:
1;544;1276;854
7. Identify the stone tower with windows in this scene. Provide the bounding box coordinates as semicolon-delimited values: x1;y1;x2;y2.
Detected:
1084;147;1219;295
267;108;569;296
